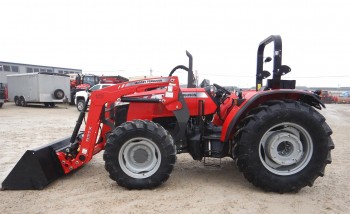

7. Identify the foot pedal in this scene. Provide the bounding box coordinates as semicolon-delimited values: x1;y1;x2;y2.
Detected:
203;157;222;168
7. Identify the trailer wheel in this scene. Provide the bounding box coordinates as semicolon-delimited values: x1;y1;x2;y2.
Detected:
19;96;27;107
104;120;176;189
235;100;334;193
76;99;85;112
14;96;20;106
53;89;65;99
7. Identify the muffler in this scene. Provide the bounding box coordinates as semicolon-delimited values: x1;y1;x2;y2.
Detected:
1;137;71;190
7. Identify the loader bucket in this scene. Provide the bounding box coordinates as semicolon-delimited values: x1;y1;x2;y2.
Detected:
2;137;71;190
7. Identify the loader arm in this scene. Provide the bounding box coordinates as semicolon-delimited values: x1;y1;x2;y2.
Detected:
57;76;184;174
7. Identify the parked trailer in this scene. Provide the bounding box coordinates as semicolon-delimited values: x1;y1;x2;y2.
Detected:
7;72;70;107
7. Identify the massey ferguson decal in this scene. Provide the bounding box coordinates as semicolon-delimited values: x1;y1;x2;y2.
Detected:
125;77;170;87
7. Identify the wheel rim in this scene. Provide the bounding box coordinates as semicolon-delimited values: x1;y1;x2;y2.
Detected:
20;98;25;106
55;90;64;99
57;91;63;98
77;101;84;111
259;122;313;176
119;137;161;179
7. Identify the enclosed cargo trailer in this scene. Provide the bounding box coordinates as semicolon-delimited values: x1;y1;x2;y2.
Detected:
7;72;70;107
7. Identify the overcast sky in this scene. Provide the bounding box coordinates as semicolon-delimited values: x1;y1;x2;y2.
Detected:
1;0;349;88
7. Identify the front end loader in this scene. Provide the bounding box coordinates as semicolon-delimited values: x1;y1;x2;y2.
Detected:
2;35;334;193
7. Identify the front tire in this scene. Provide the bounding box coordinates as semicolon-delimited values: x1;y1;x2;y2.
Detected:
236;100;334;193
103;120;176;189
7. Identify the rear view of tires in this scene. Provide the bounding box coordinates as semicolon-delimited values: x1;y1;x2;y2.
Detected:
235;100;334;193
103;120;176;189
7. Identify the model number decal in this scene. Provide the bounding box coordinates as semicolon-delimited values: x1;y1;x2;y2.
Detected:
182;92;208;98
86;126;92;142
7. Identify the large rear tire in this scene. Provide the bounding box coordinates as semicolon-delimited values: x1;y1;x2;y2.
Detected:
103;120;176;189
235;100;334;193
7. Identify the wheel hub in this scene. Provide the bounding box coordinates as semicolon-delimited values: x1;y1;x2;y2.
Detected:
259;123;313;176
266;132;303;166
119;138;161;178
78;102;83;108
133;147;149;163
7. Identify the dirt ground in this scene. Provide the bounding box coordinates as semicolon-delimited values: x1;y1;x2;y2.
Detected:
0;103;349;214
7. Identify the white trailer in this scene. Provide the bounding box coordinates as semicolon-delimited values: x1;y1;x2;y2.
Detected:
7;72;70;107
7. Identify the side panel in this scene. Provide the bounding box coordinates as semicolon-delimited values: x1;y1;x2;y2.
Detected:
31;75;39;101
38;74;70;102
220;90;324;142
127;103;170;121
7;74;39;102
181;88;217;116
124;88;218;118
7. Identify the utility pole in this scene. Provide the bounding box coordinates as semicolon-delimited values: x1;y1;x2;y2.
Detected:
150;68;153;76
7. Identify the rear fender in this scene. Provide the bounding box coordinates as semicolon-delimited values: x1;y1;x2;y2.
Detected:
220;90;324;142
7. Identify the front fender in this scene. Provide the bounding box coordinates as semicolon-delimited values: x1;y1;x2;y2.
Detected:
221;90;324;142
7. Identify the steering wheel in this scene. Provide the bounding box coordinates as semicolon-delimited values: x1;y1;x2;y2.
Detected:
213;83;231;95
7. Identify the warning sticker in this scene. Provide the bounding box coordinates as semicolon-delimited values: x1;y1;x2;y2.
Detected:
165;92;173;98
82;148;88;155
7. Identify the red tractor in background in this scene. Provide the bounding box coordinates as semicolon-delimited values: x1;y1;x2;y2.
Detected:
2;35;334;193
69;74;128;104
318;90;338;104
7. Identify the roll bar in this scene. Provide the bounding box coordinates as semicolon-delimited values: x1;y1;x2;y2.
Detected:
256;35;292;90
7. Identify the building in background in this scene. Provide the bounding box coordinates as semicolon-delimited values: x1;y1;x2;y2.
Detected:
0;61;82;85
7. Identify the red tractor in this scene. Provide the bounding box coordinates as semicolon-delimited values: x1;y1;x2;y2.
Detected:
319;90;338;104
2;35;334;193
